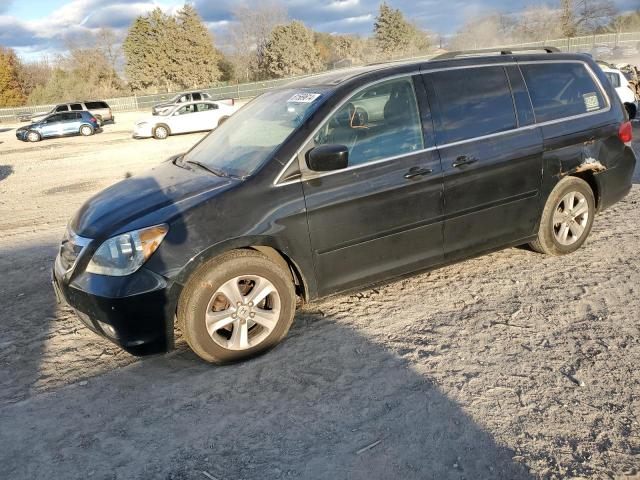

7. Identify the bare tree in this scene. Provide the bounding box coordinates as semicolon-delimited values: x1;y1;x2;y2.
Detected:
225;2;288;81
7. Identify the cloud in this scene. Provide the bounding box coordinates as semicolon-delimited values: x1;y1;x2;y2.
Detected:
2;0;635;59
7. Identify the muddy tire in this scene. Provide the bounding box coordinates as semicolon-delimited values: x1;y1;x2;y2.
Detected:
177;249;296;364
530;176;595;255
26;130;40;142
80;125;93;136
153;124;169;140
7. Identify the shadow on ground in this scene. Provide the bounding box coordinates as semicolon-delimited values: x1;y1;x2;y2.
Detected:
0;301;533;480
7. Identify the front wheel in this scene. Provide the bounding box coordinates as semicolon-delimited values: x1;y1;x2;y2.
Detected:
26;130;41;142
153;125;169;140
177;249;296;363
529;176;595;255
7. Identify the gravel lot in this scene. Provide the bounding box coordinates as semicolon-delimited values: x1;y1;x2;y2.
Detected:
0;112;639;479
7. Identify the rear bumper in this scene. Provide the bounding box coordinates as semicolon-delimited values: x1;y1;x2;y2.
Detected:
52;262;178;355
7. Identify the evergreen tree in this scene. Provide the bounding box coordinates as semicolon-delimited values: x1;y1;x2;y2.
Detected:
123;6;222;92
172;4;221;89
0;47;26;107
260;21;322;78
373;2;414;58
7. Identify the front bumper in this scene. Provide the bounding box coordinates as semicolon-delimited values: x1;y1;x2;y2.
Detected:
52;254;178;355
15;130;28;141
132;124;153;138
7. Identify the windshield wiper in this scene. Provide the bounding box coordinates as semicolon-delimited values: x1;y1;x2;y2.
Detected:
185;159;230;178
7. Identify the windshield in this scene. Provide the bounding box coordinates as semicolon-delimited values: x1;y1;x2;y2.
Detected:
183;88;328;178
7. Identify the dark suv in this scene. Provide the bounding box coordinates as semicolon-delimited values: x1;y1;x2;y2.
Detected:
53;48;636;363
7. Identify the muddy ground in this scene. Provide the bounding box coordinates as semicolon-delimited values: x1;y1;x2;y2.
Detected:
1;112;639;479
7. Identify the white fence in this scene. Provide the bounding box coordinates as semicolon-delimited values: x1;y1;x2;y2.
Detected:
1;30;638;123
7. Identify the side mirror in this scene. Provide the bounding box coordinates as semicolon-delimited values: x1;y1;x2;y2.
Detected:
624;102;637;120
306;144;349;172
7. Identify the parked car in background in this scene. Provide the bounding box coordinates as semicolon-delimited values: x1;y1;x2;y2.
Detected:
601;64;638;117
16;111;100;142
54;48;636;363
151;91;212;115
21;101;114;125
134;100;237;139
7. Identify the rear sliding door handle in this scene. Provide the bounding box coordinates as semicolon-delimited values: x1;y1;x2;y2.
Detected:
452;155;478;168
404;167;433;179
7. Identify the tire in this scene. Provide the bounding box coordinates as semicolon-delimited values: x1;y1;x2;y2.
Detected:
217;116;230;127
153;124;169;140
26;130;40;142
177;249;296;363
529;176;595;255
80;125;93;136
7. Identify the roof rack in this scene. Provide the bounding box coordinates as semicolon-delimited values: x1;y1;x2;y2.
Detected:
431;46;560;60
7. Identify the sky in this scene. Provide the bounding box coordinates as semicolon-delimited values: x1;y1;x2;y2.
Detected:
0;0;637;61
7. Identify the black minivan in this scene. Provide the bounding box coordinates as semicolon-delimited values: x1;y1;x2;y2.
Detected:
53;48;636;363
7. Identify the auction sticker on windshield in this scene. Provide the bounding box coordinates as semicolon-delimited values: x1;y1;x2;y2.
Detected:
288;93;322;103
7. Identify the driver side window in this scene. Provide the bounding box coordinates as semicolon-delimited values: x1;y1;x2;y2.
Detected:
313;77;423;167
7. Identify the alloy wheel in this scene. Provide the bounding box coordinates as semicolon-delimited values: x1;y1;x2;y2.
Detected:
553;191;589;246
204;275;281;351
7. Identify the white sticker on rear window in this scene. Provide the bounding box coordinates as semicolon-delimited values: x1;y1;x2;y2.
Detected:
583;92;600;112
287;93;321;103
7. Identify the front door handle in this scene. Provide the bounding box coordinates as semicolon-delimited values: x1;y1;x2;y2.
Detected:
452;155;478;168
404;167;433;179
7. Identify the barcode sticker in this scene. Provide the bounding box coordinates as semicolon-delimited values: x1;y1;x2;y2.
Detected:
583;92;600;112
287;93;321;103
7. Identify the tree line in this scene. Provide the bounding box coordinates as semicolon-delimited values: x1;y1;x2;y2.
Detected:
1;1;639;108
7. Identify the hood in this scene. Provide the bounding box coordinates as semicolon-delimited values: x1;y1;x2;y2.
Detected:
70;159;236;239
135;115;162;124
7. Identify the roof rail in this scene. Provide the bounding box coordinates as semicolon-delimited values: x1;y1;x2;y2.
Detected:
431;46;560;60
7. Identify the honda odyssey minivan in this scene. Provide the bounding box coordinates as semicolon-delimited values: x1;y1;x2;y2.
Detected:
53;48;636;363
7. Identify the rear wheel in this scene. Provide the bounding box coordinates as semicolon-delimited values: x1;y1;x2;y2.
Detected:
153;125;169;139
530;176;595;255
178;249;296;363
80;125;93;136
26;130;40;142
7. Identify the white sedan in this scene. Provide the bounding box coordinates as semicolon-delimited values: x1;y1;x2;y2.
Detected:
133;100;238;139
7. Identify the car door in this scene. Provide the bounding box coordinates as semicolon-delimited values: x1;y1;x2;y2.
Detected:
422;64;543;260
39;113;65;138
300;75;444;296
169;104;197;133
62;111;81;134
195;102;220;129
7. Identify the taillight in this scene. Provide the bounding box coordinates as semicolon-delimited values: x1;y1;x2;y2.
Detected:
90;117;97;123
618;121;632;143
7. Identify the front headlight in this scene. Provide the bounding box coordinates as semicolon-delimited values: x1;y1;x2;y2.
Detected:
86;225;168;276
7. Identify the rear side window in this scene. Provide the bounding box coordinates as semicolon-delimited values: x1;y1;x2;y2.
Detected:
192;93;202;100
196;103;218;111
429;66;516;144
61;112;79;121
70;103;83;111
85;101;108;109
520;63;606;123
604;72;621;88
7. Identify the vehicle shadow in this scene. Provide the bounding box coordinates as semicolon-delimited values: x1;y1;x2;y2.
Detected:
0;128;13;133
0;303;534;480
0;165;13;181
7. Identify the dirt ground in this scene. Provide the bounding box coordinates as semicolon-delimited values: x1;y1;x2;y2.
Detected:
1;111;640;480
